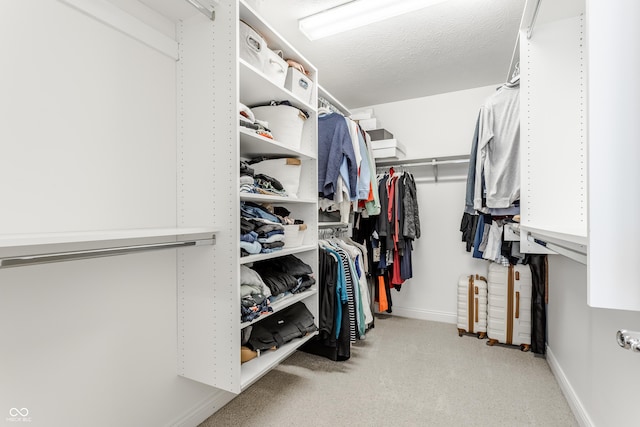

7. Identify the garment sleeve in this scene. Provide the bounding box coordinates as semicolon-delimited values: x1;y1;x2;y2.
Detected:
474;105;493;211
356;129;371;200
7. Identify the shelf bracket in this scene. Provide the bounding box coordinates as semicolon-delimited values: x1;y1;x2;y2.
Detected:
184;0;217;21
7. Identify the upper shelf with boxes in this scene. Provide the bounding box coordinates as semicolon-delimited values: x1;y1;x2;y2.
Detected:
239;4;316;111
353;109;406;160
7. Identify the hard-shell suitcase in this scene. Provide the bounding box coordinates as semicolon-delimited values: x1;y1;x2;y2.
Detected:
487;263;532;351
457;274;488;338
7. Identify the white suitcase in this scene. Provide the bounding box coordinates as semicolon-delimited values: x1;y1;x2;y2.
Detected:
487;263;533;351
457;274;488;338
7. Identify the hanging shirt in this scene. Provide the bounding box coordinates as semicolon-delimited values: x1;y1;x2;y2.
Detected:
474;85;520;209
318;113;357;200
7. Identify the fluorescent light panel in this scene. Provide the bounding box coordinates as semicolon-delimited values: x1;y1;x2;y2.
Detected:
299;0;449;41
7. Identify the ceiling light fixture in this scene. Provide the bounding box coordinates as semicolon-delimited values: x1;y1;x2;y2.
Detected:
299;0;450;41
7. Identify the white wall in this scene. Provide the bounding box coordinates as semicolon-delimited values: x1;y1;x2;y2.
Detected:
359;85;497;322
0;3;231;426
547;256;640;426
357;85;500;159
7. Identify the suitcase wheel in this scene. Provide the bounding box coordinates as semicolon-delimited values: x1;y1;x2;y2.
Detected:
477;332;486;339
520;344;531;352
487;339;498;346
457;328;465;337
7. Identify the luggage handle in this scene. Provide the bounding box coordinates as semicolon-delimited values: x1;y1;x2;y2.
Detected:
475;298;479;323
515;291;520;319
298;78;309;90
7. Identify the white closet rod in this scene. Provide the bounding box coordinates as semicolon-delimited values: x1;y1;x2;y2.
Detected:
58;0;179;59
526;0;542;39
377;158;469;168
0;239;215;269
318;96;342;115
376;155;469;182
183;0;217;21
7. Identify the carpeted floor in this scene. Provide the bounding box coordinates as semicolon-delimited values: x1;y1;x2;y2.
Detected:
200;315;577;427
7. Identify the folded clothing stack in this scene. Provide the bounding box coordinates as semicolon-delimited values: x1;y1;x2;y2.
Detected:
251;255;315;296
240;265;273;323
239;161;288;197
240;203;305;257
239;102;273;139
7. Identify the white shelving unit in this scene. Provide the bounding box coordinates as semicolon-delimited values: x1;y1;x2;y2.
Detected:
519;0;640;311
178;0;319;394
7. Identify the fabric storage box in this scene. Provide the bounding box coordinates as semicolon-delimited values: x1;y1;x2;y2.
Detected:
358;118;378;131
367;128;394;141
251;157;302;198
285;67;313;104
284;224;307;248
251;105;307;150
239;21;266;71
263;49;288;88
371;138;406;159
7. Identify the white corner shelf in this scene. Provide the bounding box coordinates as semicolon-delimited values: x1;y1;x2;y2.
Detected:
240;331;319;391
239;245;317;265
239;127;316;160
240;287;318;329
0;227;219;264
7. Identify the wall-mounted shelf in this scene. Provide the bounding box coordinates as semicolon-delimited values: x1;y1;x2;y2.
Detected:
239;59;315;113
239;128;316;160
240;287;318;329
0;227;218;265
376;155;470;182
239;244;317;265
240;193;317;204
240;331;319;391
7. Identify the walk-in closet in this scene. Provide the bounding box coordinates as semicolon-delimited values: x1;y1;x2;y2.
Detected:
1;0;639;426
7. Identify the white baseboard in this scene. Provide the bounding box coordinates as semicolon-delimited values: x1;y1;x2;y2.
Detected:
167;389;236;427
386;307;457;324
546;345;594;427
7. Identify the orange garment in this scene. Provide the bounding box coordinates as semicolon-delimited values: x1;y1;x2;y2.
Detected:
377;276;388;312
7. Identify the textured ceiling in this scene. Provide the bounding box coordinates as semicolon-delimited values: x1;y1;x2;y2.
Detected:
245;0;525;109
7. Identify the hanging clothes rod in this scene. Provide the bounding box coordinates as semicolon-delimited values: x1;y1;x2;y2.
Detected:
526;0;542;39
318;96;342;115
0;239;215;269
184;0;217;21
376;155;469;183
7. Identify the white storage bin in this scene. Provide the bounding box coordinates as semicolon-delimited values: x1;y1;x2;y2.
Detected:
251;158;302;198
251;105;307;150
372;138;407;159
239;21;265;71
285;67;313;104
284;224;307;248
263;49;287;88
358;118;378;131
